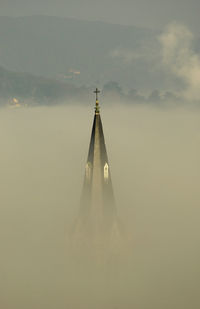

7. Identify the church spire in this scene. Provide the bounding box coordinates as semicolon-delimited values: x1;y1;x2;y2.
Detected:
72;89;120;255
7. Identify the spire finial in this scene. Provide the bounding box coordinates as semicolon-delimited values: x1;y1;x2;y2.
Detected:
94;88;100;114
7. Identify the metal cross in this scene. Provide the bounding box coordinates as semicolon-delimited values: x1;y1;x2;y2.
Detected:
94;88;100;101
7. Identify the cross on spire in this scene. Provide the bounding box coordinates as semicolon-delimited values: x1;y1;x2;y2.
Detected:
94;88;100;101
94;88;101;114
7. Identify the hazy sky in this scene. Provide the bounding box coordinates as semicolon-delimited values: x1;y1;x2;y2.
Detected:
1;0;200;30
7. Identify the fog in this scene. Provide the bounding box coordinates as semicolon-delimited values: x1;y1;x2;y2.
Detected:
0;103;199;309
160;23;200;101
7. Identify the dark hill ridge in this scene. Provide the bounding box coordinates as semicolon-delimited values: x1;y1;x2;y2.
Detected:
0;66;89;105
0;66;180;106
0;15;162;90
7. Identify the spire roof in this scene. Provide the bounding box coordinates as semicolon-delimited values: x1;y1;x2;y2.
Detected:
72;89;119;251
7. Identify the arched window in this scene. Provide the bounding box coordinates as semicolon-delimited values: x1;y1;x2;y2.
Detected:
85;162;91;180
104;163;109;180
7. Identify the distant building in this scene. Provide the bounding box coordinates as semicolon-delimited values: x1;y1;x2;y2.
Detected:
72;89;121;260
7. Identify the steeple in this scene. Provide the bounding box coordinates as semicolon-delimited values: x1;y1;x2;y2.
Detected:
72;89;120;254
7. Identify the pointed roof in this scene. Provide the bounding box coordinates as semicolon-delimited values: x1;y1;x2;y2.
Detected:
80;89;116;236
71;89;121;256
